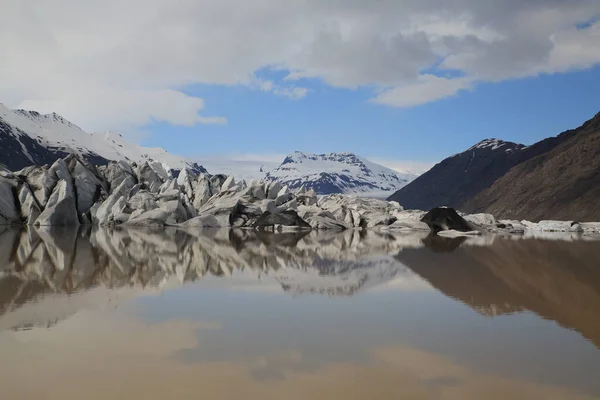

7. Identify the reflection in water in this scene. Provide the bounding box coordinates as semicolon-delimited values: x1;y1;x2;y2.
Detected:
397;238;600;349
1;227;600;399
0;227;429;330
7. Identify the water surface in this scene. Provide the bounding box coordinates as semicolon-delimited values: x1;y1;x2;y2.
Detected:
1;227;600;399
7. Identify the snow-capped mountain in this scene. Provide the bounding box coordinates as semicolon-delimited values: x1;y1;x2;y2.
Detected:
265;151;417;196
0;104;206;174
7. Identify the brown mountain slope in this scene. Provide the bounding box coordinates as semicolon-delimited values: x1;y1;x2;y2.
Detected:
463;112;600;221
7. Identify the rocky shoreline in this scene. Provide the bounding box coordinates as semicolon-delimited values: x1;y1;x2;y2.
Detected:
1;155;599;237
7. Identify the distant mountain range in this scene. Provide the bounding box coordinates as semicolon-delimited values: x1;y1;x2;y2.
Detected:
0;104;418;196
5;101;598;218
265;151;417;196
389;111;600;221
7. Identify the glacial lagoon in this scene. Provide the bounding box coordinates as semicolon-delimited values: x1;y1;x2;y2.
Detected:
1;227;600;399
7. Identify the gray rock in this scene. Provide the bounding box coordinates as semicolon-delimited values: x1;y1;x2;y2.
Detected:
380;219;431;231
193;175;212;210
297;205;323;220
117;160;135;177
128;190;158;212
296;185;306;195
158;189;180;201
230;202;264;227
365;214;397;228
113;212;131;224
129;209;145;220
421;208;475;233
253;210;311;230
251;184;266;200
49;158;71;182
0;177;19;225
124;209;170;227
326;205;355;227
95;175;136;225
35;180;80;226
18;184;41;225
157;198;178;213
80;213;92;225
111;196;128;217
15;165;55;207
296;193;318;206
148;161;171;181
277;185;290;197
89;202;102;222
181;193;197;220
266;181;282;200
260;199;277;214
307;215;351;231
276;198;297;213
196;190;243;227
464;213;497;227
177;168;198;199
275;192;294;207
179;215;221;228
570;223;584;233
220;176;237;193
70;159;104;213
136;162;164;193
104;161;135;192
129;183;142;198
209;175;227;195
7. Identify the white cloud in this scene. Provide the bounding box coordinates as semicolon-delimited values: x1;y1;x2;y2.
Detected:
371;75;473;107
252;78;309;100
1;0;600;131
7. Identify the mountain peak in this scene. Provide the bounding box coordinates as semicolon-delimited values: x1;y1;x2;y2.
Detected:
467;138;525;152
13;108;80;130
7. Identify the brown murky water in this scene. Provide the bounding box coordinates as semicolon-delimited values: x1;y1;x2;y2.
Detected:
1;226;600;399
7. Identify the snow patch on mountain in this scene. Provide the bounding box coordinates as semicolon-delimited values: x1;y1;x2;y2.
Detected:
467;138;525;152
95;131;206;173
195;157;280;182
265;151;417;196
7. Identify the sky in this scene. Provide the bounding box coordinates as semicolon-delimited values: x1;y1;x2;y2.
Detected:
1;0;600;170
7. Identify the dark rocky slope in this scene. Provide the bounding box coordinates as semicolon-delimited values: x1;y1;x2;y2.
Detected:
387;137;566;210
463;112;600;221
388;111;599;221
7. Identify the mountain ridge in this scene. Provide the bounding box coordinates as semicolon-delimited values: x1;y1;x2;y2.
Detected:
0;104;207;174
388;110;600;221
463;111;600;221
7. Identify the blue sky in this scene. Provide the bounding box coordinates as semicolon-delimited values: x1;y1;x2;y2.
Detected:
3;0;600;171
143;65;600;165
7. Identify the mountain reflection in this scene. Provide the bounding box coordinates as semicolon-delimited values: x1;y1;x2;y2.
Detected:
2;226;600;351
397;239;600;349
